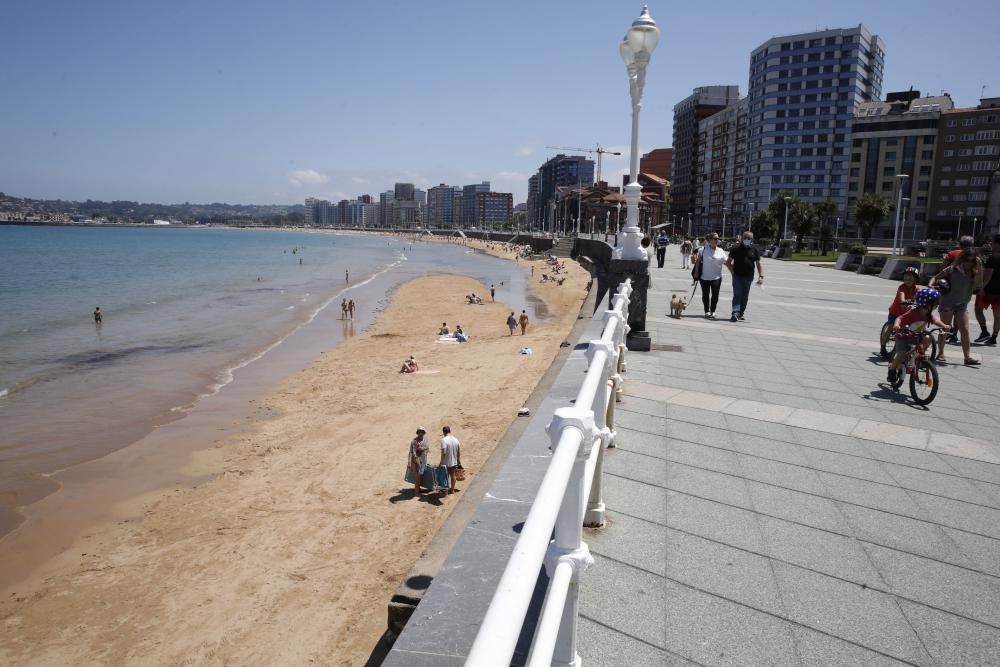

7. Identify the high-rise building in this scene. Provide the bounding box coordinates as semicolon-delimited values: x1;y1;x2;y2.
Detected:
527;174;540;229
694;97;750;234
462;181;491;227
671;86;741;222
640;148;673;182
474;191;513;229
532;155;595;228
427;184;458;227
304;197;319;226
928;97;1000;237
744;26;885;216
394;182;415;202
846;91;952;240
318;199;335;226
379;190;395;227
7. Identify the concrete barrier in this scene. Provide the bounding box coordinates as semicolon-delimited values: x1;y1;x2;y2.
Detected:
919;261;943;285
856;254;887;275
879;259;921;281
834;253;863;271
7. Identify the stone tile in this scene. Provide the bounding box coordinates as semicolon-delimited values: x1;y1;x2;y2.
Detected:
839;504;973;570
747;481;852;535
665;528;785;616
783;408;860;436
864;441;957;474
789;428;873;458
669;389;737;412
613;426;668;460
616;394;669;419
942;527;1000;578
604;449;667;489
604;474;667;526
579;554;667;650
665;492;764;553
880;462;1000;508
577;616;690;667
731;433;811;466
912;491;1000;540
863;542;1000;627
666;462;750;508
898;599;1000;667
725;399;796;423
665;440;742;477
801;447;897;484
723;415;797;443
738;455;828;495
588;511;667;577
666;403;727;428
938;454;1000;486
384;650;466;666
771;562;931;664
815;472;928;521
757;515;881;586
667;421;734;449
615;409;667;436
851;419;930;449
928;432;1000;465
970;479;1000;507
662;580;801;667
622;380;683;404
790;625;912;667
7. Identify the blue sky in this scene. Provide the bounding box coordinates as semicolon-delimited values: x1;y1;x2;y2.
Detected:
2;0;998;206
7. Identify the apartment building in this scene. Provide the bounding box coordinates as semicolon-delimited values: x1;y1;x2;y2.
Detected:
694;97;749;235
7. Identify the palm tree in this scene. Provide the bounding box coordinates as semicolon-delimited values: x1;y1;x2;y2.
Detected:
750;210;776;241
854;193;893;246
789;201;818;252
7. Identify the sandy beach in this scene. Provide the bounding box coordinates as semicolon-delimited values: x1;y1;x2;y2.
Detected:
0;243;588;666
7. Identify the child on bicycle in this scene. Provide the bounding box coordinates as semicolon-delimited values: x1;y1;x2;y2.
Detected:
887;266;921;326
888;288;950;384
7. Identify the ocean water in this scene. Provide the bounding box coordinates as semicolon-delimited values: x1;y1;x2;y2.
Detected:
0;225;542;537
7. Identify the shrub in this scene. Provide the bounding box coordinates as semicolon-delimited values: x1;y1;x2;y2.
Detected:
779;240;793;248
846;243;867;255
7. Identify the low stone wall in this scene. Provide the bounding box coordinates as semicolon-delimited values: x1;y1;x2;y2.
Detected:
572;238;614;312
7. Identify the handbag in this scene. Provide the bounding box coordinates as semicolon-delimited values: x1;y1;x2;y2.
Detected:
454;464;466;481
691;248;703;281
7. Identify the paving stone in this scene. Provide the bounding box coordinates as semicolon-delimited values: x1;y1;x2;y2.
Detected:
937;454;1000;486
851;419;930;449
669;389;737;412
927;432;1000;466
665;528;785;616
666;421;734;449
616;394;669;419
801;447;897;484
587;511;667;577
723;415;797;443
747;480;852;535
664;439;742;477
604;474;667;526
758;515;881;586
615;409;667;436
604;448;667;489
725;399;796;423
579;554;667;650
622;381;684;404
862;542;1000;627
880;462;1000;508
738;454;828;495
731;433;811;466
783;409;861;436
941;527;1000;578
911;491;1000;540
839;504;973;570
863;440;958;474
815;471;928;520
771;561;931;664
662;579;801;667
790;624;912;667
577;616;690;667
613;426;669;460
665;403;724;428
666;462;750;508
665;492;764;553
898;599;1000;666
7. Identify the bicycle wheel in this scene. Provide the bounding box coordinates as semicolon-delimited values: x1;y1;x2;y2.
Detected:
909;359;939;406
879;322;893;360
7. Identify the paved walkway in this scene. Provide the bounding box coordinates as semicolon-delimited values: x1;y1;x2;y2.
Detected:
580;246;1000;665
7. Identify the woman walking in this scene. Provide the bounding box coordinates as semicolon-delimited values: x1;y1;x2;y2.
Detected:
407;427;429;495
506;312;517;336
931;248;982;365
692;232;728;319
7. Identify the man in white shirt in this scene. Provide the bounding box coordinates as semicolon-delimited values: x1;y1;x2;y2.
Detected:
439;426;462;495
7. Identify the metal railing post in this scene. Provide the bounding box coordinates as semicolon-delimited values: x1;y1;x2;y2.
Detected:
584;339;615;527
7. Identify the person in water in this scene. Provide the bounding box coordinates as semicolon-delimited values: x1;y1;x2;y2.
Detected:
94;307;102;323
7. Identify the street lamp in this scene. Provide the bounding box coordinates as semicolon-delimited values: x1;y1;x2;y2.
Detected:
782;196;791;239
614;4;660;260
721;207;729;240
892;174;910;256
901;197;910;247
687;212;692;237
746;202;755;234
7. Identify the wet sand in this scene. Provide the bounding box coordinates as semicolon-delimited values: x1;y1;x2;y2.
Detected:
0;250;589;665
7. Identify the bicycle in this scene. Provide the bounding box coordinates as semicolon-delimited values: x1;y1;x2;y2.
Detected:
880;302;938;361
889;327;942;406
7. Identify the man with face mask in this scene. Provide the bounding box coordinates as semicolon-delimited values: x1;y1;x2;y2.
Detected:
725;231;764;322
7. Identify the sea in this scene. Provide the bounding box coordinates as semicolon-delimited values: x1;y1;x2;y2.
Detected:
0;225;544;543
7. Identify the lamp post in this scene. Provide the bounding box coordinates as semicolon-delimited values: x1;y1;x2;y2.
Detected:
616;201;622;234
782;196;791;239
614;4;660;260
892;174;909;256
687;212;692;237
746;202;755;235
901;197;910;248
721;207;728;241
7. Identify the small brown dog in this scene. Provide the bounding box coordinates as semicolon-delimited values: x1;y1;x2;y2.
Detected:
670;294;688;318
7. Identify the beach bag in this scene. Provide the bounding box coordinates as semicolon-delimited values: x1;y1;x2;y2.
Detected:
404;467;417;484
455;464;466;481
691;248;703;281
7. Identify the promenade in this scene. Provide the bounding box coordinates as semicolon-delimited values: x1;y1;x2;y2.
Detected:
584;244;1000;665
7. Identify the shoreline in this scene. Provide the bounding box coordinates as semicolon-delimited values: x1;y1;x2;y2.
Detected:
0;248;589;665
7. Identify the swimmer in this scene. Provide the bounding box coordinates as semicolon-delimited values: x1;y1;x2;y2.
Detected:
94;306;102;324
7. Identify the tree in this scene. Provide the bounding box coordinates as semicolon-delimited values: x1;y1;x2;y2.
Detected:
817;222;835;255
766;190;797;240
854;193;893;246
789;201;818;252
750;210;776;241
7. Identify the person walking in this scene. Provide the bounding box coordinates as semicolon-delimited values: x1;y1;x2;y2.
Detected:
407;427;429;496
439;426;462;496
506;312;517;336
490;284;496;302
518;310;529;335
725;231;764;322
692;233;728;319
93;306;103;324
341;299;348;320
680;238;692;269
347;299;355;319
654;231;669;268
931;248;982;365
975;234;1000;346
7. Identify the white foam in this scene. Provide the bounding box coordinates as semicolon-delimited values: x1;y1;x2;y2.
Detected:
0;388;8;399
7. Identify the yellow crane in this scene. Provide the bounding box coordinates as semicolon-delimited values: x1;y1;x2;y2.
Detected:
544;145;622;184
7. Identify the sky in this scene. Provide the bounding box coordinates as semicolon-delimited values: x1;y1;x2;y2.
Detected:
2;0;998;206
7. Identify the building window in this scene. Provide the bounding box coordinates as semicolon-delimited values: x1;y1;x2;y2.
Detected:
973;160;997;170
959;149;973;156
946;119;957;127
852;153;862;162
961;118;977;126
918;181;929;191
850;168;860;177
943;150;954;157
921;150;933;160
848;182;859;191
967;207;986;215
939;179;951;186
885;152;897;160
971;176;990;186
883;167;895;177
969;191;988;201
919;166;931;176
887;138;898;146
974;145;1000;156
881;182;893;192
960;134;974;141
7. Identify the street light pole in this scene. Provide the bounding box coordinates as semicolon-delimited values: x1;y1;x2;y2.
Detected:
892;174;909;256
687;212;692;237
614;4;660;261
722;207;728;241
782;196;791;239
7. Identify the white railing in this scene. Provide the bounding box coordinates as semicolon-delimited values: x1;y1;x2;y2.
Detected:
465;280;632;667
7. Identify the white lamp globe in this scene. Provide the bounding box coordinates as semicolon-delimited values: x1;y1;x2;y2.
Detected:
626;5;660;55
619;39;635;66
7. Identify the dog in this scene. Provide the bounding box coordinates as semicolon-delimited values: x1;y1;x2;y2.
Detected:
669;294;688;318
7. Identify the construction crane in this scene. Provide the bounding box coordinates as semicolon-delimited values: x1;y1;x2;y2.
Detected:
544;145;622;184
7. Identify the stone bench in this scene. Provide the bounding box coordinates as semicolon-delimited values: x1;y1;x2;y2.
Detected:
856;254;887;275
879;259;921;281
